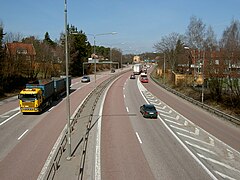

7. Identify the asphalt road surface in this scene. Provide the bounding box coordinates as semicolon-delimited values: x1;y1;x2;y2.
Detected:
0;73;112;180
1;67;239;180
99;68;240;180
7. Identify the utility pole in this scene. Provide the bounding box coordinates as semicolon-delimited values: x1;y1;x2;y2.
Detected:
201;51;205;103
163;53;166;84
64;0;71;160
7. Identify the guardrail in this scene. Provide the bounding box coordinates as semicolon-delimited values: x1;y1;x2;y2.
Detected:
150;74;240;126
41;69;130;180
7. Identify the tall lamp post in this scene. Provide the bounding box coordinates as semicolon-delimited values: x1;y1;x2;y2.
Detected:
87;32;117;83
201;50;205;103
64;0;71;160
163;53;166;84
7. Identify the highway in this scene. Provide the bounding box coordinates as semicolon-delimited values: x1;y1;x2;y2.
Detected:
99;68;240;180
0;67;240;180
0;72;112;180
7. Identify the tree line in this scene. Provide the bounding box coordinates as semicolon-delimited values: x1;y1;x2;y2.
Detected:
0;24;127;97
154;16;240;110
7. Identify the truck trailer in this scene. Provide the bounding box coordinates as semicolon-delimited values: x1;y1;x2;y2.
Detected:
18;77;70;114
52;77;66;100
133;64;142;75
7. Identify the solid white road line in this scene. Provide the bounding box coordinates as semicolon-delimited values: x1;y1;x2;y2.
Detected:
18;129;29;140
136;132;143;144
137;78;218;180
95;74;123;180
48;107;54;112
126;107;129;112
0;111;21;126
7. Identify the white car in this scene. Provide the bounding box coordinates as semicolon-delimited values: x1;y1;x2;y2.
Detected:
81;75;90;83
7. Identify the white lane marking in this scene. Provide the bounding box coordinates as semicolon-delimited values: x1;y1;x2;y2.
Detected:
214;171;237;180
164;119;183;126
195;128;200;135
177;132;214;146
136;132;142;144
171;125;200;136
0;115;9;118
158;109;172;114
48;107;54;112
209;137;215;146
0;111;21;126
123;94;126;98
198;153;240;173
95;74;123;180
38;87;95;180
227;149;234;160
137;79;218;180
185;141;216;155
0;107;20;117
126;107;129;112
150;101;162;106
18;129;29;140
160;113;179;120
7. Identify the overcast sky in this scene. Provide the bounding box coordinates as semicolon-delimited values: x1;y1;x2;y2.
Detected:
1;0;240;53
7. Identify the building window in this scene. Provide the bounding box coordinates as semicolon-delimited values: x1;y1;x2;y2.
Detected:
26;55;31;61
17;48;28;54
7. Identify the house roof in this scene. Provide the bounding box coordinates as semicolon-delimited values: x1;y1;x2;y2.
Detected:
6;42;36;56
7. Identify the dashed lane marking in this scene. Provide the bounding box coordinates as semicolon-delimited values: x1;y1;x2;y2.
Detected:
18;129;29;140
136;132;142;144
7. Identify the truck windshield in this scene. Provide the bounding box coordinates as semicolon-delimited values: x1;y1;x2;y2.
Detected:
19;94;38;102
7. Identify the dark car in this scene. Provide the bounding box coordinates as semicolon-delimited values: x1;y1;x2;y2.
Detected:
140;104;158;118
140;76;148;83
81;75;90;83
130;74;135;79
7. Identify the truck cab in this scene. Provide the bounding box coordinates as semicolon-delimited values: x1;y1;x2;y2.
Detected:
18;88;43;113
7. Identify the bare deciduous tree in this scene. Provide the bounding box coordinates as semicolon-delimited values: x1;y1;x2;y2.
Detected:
154;32;184;71
185;16;206;49
219;19;240;107
204;26;218;51
4;32;23;43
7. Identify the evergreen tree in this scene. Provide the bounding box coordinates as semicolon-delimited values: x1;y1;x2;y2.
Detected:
69;31;91;76
65;25;91;77
44;32;56;46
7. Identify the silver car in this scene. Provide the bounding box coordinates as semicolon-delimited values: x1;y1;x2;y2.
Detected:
81;75;90;83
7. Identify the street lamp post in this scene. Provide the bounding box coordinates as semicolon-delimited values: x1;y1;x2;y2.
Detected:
201;51;205;103
87;32;117;83
163;53;166;84
64;0;71;160
120;50;123;70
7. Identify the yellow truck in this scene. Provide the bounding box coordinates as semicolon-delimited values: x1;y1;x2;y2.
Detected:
18;77;68;114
